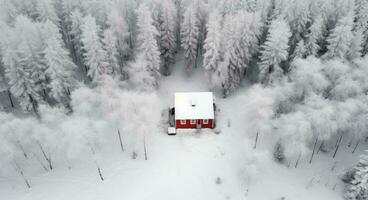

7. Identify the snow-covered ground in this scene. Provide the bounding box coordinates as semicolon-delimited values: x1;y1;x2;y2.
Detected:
0;58;366;200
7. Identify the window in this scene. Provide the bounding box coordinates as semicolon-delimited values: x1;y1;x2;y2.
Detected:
180;120;186;125
190;119;196;124
203;119;208;124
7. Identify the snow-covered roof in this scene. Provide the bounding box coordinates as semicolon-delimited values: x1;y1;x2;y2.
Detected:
174;92;214;120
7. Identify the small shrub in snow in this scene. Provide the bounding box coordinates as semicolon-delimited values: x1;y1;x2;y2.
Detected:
342;167;358;184
216;177;222;185
132;152;138;160
273;142;285;163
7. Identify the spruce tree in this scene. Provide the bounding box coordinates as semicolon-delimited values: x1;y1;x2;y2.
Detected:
181;4;199;74
305;16;324;57
258;18;291;85
158;0;177;76
42;20;76;106
81;15;111;83
136;4;161;81
203;9;222;88
103;28;120;76
70;9;86;73
325;12;354;59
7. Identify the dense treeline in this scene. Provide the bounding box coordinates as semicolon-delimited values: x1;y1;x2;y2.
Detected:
0;0;367;113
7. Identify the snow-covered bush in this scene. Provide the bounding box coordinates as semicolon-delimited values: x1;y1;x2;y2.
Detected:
273;142;285;163
344;151;368;200
263;56;368;160
0;77;160;176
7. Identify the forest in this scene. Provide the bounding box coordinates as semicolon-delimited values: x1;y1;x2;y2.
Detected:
0;0;368;199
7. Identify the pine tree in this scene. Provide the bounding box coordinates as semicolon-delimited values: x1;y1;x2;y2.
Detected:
42;20;76;106
34;0;59;24
354;0;368;55
347;30;363;60
305;16;324;57
106;10;130;72
136;4;161;81
285;0;311;50
70;9;86;73
345;150;368;200
181;4;199;74
258;18;291;85
203;9;222;88
220;12;260;97
103;29;120;76
81;15;111;83
158;0;177;76
3;50;41;114
292;39;306;59
219;14;242;97
325;12;354;59
2;16;46;113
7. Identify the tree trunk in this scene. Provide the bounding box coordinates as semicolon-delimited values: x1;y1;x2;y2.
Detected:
7;90;14;108
117;129;124;152
144;136;148;161
309;137;318;164
13;161;31;189
253;132;259;149
295;152;301;168
333;135;343;159
37;141;52;170
98;166;104;181
352;141;359;154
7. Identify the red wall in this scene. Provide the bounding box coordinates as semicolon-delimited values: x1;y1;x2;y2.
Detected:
176;119;214;129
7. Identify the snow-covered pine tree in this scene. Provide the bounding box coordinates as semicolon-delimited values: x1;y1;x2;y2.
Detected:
285;0;311;53
347;30;363;60
292;39;306;59
345;150;368;200
70;9;86;74
106;10;130;73
34;0;59;24
325;12;354;60
354;0;368;56
258;18;291;85
158;0;177;76
81;15;111;83
136;4;161;82
181;4;199;74
203;9;222;89
174;0;184;50
42;20;76;107
2;16;45;114
305;16;324;57
219;14;241;97
103;29;120;76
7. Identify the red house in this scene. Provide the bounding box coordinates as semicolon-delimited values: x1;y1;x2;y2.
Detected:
173;92;215;129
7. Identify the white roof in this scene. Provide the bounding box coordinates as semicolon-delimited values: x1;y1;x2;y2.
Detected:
175;92;214;120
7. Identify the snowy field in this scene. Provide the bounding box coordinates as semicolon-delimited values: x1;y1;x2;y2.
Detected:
0;58;366;200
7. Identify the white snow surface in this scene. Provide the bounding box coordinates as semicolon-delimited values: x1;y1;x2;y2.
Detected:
0;55;366;200
174;92;214;120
